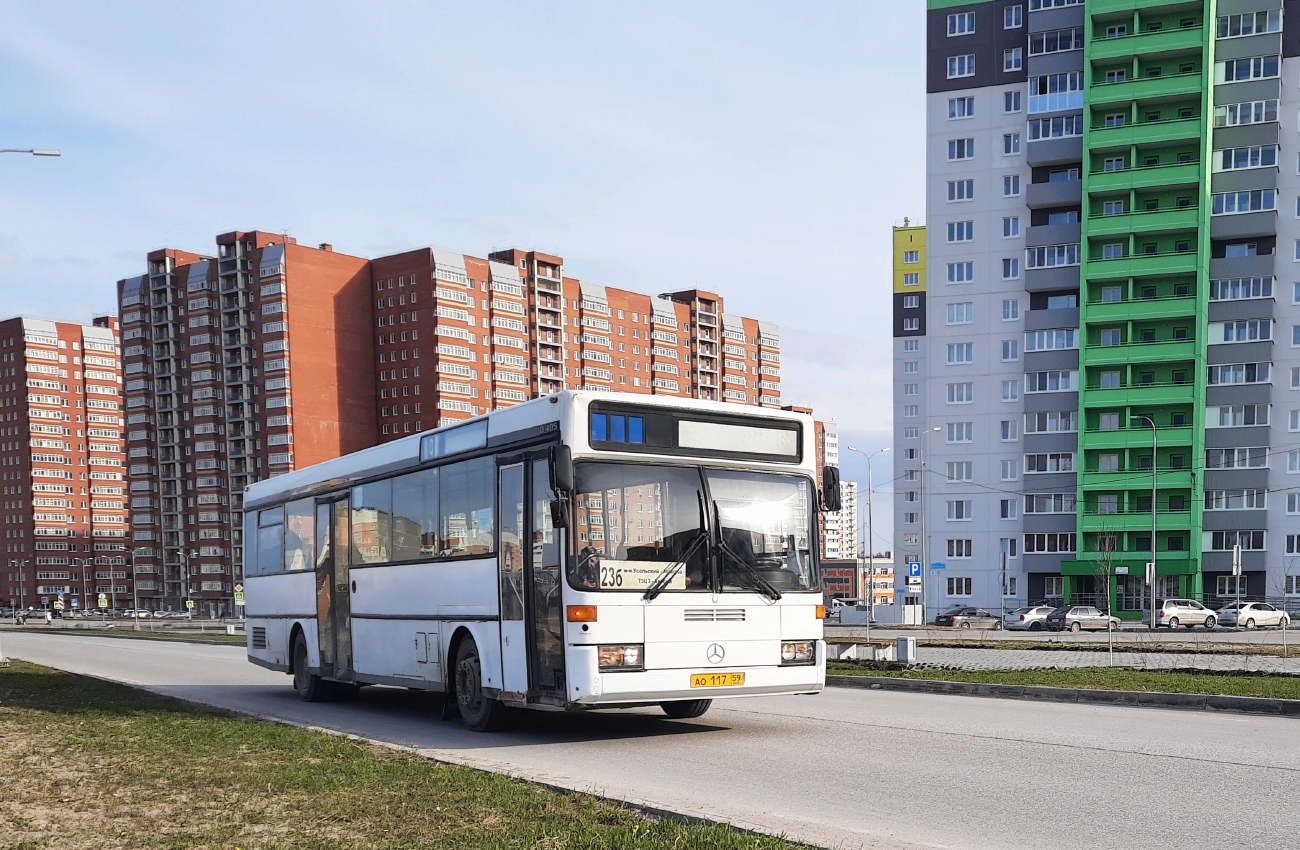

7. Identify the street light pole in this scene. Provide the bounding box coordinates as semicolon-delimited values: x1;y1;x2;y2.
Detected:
11;559;29;612
1131;415;1158;629
0;149;61;156
847;446;889;629
918;426;941;626
128;548;140;632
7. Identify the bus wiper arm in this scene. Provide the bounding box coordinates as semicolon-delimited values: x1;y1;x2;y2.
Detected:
714;505;781;601
643;490;710;602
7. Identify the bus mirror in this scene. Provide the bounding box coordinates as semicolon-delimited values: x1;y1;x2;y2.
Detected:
549;498;569;529
821;466;841;513
550;445;573;495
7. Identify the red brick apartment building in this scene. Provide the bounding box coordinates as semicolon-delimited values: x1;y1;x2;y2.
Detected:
115;231;786;615
1;316;126;613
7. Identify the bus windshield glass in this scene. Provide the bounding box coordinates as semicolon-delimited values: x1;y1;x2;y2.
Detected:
568;462;818;593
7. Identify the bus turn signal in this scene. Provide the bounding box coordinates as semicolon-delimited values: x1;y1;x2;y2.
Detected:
566;605;597;622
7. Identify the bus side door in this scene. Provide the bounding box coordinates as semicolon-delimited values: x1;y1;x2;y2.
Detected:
498;462;528;697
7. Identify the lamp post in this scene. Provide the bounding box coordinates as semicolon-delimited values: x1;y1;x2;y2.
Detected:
0;149;61;156
178;549;198;618
1130;414;1158;629
73;557;88;616
846;446;889;628
127;547;141;632
918;426;941;626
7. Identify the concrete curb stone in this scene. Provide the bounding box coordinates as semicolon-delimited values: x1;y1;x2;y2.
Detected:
827;674;1300;718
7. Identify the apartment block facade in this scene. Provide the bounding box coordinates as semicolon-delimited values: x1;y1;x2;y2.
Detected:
823;480;860;560
902;0;1300;617
1;316;126;612
118;232;785;613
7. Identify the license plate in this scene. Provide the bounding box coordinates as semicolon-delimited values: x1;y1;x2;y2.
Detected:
690;672;745;688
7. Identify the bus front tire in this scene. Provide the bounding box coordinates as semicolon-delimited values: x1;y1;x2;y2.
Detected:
454;636;510;732
660;699;712;720
292;633;335;702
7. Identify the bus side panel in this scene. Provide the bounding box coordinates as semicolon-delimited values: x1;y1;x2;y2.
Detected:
351;619;442;686
440;620;504;695
245;572;317;671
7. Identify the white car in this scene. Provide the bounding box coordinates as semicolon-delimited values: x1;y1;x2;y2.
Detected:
1216;602;1290;630
1004;605;1055;631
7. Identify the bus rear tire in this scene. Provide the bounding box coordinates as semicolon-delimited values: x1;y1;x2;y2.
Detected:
454;636;511;732
292;633;335;702
660;699;712;719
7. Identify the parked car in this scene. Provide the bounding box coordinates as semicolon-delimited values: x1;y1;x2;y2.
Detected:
1045;605;1122;632
1216;602;1290;630
1004;605;1056;631
1142;598;1217;629
934;606;1003;630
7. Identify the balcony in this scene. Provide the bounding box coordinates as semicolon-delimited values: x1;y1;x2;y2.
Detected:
1079;468;1194;490
1081;425;1195;450
1026;178;1082;209
1081;380;1196;407
1085;205;1199;238
1084;293;1197;323
1089;116;1203;151
1086;160;1203;195
1085;25;1206;64
1084;249;1198;280
1079;510;1193;534
1082;336;1198;364
1087;70;1203;106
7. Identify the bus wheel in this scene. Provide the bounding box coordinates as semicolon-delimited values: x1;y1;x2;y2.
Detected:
292;633;334;702
660;699;712;720
454;637;510;732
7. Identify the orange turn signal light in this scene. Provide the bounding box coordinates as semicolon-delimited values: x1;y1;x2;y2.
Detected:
566;605;598;622
815;605;827;620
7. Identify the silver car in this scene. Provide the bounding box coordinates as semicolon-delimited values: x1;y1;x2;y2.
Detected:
1004;605;1055;631
1143;598;1217;629
1216;602;1290;630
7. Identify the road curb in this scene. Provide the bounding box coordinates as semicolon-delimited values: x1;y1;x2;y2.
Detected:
827;674;1300;717
0;627;241;648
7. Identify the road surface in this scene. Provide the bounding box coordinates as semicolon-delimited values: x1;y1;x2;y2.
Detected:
5;631;1297;850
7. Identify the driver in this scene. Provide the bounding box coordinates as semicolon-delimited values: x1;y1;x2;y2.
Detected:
577;545;600;588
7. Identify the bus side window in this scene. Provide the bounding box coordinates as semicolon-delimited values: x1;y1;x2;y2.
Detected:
352;481;393;565
392;468;438;561
256;507;284;577
441;456;495;557
283;498;315;571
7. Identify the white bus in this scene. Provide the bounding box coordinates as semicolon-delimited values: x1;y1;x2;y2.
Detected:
244;391;834;730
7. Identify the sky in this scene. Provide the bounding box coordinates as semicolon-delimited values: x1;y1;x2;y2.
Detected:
0;1;927;556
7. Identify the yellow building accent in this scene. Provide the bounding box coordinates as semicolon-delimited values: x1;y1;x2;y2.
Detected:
893;224;925;294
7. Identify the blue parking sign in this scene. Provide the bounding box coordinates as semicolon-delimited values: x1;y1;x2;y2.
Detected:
908;562;922;578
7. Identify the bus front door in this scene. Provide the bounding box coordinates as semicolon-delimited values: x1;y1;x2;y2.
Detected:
314;495;353;681
527;456;565;699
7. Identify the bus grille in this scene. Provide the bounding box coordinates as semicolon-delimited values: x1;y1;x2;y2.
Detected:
251;626;267;649
684;608;746;622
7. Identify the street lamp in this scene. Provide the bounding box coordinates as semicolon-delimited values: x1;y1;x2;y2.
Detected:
918;426;941;626
1130;414;1158;630
0;149;61;156
125;547;142;631
72;557;88;616
178;549;198;618
846;446;889;627
10;559;29;612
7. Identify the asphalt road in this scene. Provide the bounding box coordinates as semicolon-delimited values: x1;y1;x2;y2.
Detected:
5;632;1298;850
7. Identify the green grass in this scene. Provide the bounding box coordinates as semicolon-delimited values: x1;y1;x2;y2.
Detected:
29;627;247;643
827;635;1297;657
827;661;1300;700
0;660;802;849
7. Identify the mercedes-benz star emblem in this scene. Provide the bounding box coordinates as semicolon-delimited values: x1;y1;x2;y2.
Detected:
706;643;726;664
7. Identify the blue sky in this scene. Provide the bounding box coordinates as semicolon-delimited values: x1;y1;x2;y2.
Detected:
0;1;926;555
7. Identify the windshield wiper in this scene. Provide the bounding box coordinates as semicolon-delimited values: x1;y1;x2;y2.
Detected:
643;491;709;601
714;505;782;601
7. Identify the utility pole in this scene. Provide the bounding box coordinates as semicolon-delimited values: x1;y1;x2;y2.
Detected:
918;427;940;625
1000;548;1008;628
846;446;889;631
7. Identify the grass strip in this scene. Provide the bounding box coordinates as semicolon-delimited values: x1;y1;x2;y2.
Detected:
828;661;1300;700
11;627;246;644
0;660;801;849
825;636;1297;657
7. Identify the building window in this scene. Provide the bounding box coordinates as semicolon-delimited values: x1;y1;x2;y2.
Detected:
946;461;973;481
902;318;920;332
1002;216;1020;238
904;251;920;263
903;295;920;308
1000;499;1018;519
1003;175;1021;196
1000;419;1018;441
1002;258;1020;280
948;96;975;119
947;221;974;242
947;302;974;324
946;382;974;404
947;500;973;520
947;576;973;595
1003;133;1021;155
1000;459;1018;481
948;179;975;201
1001;340;1019;361
946;343;974;364
947;262;974;283
1001;380;1020;402
1002;299;1019;320
947;12;975;35
1004;90;1022;113
948;55;976;79
903;272;920;286
947;422;973;443
948;138;975;160
1005;5;1023;28
1004;48;1023;72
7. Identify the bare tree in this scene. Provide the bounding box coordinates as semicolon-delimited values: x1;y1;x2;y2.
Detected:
1091;524;1118;664
1268;555;1298;659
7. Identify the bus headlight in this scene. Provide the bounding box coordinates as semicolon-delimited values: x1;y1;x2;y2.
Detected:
780;641;815;665
598;644;644;671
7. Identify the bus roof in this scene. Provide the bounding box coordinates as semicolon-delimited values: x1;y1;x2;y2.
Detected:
244;391;814;510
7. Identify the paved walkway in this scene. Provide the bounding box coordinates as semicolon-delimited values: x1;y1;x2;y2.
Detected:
911;646;1300;674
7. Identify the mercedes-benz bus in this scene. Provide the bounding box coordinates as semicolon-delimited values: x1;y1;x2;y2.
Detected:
244;391;834;730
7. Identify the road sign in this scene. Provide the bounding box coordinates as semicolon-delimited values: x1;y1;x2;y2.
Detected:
930;562;946;570
1232;543;1242;577
1116;566;1129;575
233;590;245;606
97;593;108;609
907;562;922;578
234;583;244;593
53;600;63;610
907;576;921;586
1145;562;1155;586
71;598;79;608
185;599;196;610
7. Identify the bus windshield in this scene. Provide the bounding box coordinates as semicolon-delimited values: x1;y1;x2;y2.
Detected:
568;462;819;593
